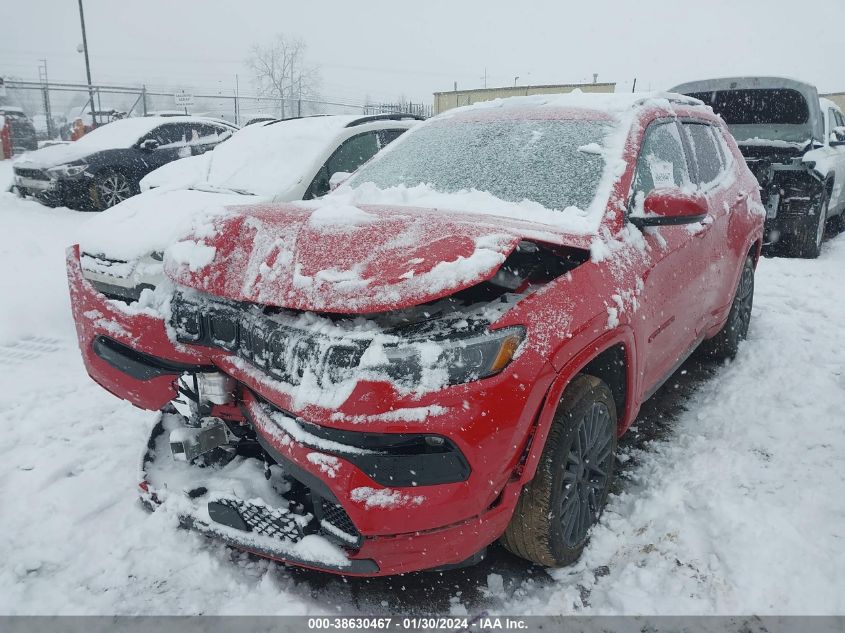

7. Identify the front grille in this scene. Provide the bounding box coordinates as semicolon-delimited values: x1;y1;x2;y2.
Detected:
13;167;47;180
320;499;358;541
171;292;368;386
211;497;304;542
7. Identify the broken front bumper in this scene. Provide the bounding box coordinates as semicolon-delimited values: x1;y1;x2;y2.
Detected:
140;411;516;576
67;247;539;575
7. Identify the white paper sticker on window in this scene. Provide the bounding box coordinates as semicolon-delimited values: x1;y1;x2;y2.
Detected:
649;158;675;188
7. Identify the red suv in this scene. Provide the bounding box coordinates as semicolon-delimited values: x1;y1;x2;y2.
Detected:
67;93;763;575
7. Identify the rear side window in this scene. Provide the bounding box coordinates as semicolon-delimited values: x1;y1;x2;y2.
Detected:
632;121;690;198
683;123;725;186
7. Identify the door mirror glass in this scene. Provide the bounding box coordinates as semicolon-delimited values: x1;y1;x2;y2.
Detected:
831;126;845;145
631;189;708;227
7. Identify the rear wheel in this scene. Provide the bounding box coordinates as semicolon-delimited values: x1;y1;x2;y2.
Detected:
501;374;616;567
93;171;134;210
700;255;754;361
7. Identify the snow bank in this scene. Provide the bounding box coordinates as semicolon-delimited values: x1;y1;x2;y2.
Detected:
140;153;211;191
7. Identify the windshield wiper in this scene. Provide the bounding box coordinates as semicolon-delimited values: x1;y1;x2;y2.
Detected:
189;182;256;196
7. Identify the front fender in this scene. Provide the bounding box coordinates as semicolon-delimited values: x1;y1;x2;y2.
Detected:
517;326;638;485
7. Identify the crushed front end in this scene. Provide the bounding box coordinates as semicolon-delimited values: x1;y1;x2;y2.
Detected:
739;142;825;245
67;233;585;575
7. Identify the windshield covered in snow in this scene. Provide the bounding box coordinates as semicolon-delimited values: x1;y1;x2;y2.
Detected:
347;119;611;212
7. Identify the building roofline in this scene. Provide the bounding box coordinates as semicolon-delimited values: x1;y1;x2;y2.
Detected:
433;82;616;96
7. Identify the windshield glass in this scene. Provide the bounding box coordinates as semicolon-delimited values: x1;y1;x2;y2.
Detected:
347;118;610;212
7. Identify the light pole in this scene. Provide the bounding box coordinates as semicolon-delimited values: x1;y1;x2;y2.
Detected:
77;0;96;127
513;76;520;87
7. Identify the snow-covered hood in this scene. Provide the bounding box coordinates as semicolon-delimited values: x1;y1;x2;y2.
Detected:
14;142;95;169
79;187;261;262
164;202;592;314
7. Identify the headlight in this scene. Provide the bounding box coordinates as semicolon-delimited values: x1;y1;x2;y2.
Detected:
46;163;88;177
381;326;525;385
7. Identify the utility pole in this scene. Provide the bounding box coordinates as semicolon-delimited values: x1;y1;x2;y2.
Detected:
298;75;302;117
38;59;54;138
482;67;487;89
77;0;96;128
234;74;240;125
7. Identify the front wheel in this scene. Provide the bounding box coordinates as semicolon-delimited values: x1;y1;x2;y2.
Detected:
92;171;134;210
501;374;617;567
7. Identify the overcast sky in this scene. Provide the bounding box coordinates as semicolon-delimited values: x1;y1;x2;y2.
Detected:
3;0;845;106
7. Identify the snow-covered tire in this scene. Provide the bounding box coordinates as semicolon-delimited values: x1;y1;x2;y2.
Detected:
92;170;135;210
501;374;616;567
700;255;754;361
787;186;829;258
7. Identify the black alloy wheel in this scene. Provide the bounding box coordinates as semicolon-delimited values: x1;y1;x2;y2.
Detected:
501;374;617;567
94;172;133;209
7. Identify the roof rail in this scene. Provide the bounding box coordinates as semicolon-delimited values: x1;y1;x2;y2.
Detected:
633;93;704;108
346;113;426;127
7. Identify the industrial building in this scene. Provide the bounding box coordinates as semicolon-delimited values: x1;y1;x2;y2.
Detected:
433;81;616;114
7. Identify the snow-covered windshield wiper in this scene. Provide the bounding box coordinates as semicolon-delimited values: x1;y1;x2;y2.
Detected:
189;182;256;196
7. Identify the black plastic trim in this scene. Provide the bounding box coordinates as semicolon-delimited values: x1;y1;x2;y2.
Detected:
250;398;471;487
89;279;155;303
92;336;214;381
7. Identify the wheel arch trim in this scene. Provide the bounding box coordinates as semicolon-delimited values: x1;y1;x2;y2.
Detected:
517;327;637;485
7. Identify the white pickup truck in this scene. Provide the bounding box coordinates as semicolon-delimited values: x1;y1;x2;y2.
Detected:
672;76;845;258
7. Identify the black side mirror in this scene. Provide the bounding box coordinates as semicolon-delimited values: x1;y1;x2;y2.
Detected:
140;139;160;151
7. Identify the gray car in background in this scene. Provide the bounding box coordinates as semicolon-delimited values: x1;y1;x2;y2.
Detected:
672;76;845;258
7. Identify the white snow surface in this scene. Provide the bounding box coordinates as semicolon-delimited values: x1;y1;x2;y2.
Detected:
77;188;250;261
0;189;844;615
204;116;361;198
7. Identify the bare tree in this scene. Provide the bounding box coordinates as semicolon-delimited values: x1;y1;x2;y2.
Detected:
247;35;321;118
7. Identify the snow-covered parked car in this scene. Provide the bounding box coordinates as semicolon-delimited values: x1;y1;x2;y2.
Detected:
12;115;238;210
77;114;421;302
66;93;764;576
672;77;845;258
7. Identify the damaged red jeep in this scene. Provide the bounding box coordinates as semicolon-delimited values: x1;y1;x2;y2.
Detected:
68;93;764;575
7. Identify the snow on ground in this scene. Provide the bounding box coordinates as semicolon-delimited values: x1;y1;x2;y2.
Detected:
0;189;843;615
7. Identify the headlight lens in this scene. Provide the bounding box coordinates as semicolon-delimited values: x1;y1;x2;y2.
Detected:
381;326;525;386
47;163;88;177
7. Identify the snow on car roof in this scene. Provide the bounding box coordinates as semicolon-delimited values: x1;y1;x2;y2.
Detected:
72;115;227;150
437;90;705;120
205;115;397;198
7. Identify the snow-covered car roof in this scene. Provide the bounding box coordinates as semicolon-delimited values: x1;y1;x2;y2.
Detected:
437;91;704;121
204;114;418;198
670;76;824;144
14;115;237;169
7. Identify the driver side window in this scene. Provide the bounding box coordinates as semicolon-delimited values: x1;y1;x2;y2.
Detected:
632;121;690;203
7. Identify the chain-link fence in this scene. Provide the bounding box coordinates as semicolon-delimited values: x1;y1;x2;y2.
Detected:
1;79;433;141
